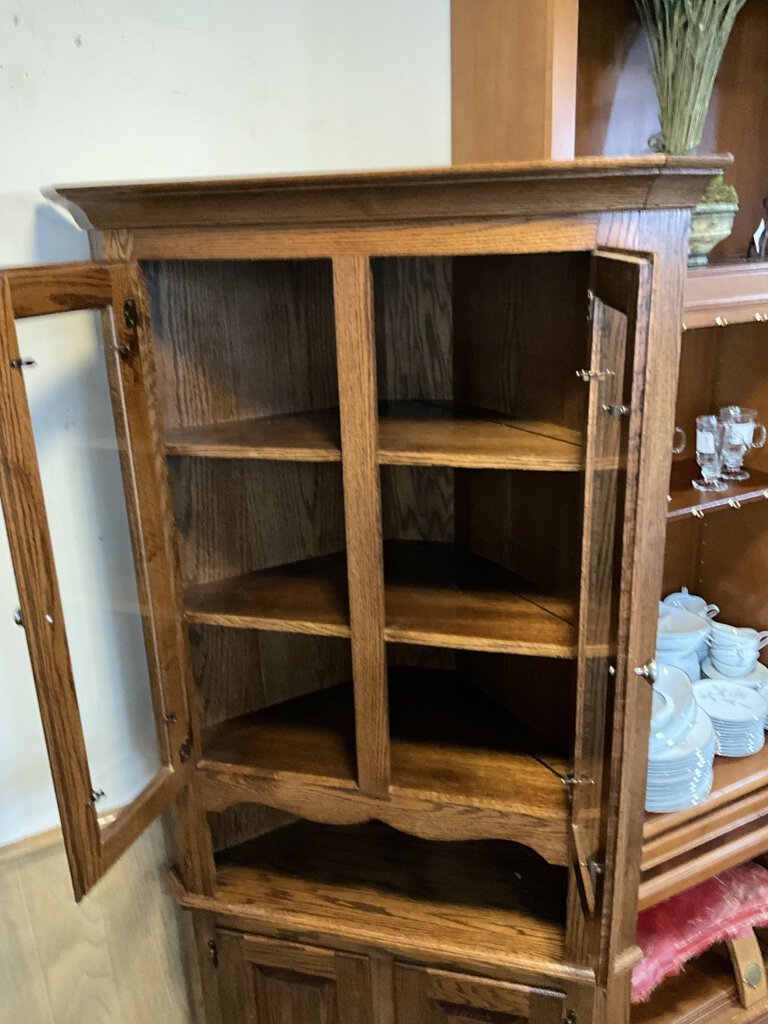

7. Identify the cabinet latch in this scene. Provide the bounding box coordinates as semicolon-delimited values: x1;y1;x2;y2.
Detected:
602;403;630;418
9;357;37;370
207;939;219;969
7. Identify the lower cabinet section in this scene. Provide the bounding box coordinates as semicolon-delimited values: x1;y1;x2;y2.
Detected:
214;930;566;1024
216;931;375;1024
394;963;565;1024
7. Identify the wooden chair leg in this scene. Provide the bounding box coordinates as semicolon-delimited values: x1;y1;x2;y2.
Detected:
726;930;768;1009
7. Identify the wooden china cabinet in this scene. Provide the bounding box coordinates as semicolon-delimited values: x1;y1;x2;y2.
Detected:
0;156;731;1024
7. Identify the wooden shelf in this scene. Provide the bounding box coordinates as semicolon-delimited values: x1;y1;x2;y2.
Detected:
201;684;358;790
684;260;768;330
632;944;768;1024
639;745;768;912
667;459;768;521
378;400;583;470
173;819;570;982
164;401;583;471
164;409;342;462
388;668;569;816
183;552;350;636
199;672;571;863
384;542;577;657
183;542;576;657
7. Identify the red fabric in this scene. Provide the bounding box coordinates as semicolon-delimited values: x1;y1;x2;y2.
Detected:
632;861;768;1002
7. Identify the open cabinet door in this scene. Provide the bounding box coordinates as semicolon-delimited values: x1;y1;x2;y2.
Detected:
569;250;654;943
0;262;192;900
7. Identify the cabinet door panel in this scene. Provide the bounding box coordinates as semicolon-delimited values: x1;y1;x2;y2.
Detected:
569;250;654;934
0;262;192;899
216;931;374;1024
393;963;564;1024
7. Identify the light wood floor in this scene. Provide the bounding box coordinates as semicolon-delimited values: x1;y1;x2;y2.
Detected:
0;815;196;1024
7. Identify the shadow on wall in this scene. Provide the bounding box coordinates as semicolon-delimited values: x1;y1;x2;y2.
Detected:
33;200;90;264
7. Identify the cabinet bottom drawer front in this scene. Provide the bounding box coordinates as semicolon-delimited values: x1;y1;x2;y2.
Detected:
394;963;565;1024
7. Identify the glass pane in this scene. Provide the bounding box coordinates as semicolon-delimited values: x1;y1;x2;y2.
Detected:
16;308;161;827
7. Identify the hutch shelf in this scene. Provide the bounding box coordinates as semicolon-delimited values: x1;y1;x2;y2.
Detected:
1;157;743;1024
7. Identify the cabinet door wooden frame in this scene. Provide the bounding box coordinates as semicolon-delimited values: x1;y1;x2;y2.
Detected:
0;261;193;899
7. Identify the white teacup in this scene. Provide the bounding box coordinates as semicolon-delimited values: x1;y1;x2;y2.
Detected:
711;657;759;678
663;588;719;621
710;623;768;648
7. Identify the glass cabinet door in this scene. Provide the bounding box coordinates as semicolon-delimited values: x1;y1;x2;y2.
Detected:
570;250;654;939
0;262;192;899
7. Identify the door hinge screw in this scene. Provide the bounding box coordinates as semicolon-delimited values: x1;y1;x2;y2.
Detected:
179;736;192;763
576;368;614;382
208;939;219;969
123;298;139;328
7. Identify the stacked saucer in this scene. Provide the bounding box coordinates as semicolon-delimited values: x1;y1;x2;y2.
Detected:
646;666;716;813
692;680;767;757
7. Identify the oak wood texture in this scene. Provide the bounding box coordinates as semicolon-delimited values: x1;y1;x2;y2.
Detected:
631;944;768;1024
333;257;389;798
685;262;768;330
165;409;342;461
164;401;584;470
451;0;578;163
667;459;768;521
639;745;768;912
379;401;584;470
128;217;600;263
726;932;768;1011
394;961;565;1023
46;157;728;234
197;670;570;864
0;262;193;900
24;163;730;1024
580;213;691;1019
217;930;375;1024
181;543;577;657
183;553;351;636
176;819;572;984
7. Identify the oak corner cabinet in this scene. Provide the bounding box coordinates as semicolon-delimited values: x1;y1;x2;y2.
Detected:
0;156;734;1024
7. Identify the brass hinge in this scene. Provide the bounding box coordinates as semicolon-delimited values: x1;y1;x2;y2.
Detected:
123;298;139;329
207;939;219;969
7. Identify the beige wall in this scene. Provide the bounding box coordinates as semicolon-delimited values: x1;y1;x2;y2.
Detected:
0;817;196;1024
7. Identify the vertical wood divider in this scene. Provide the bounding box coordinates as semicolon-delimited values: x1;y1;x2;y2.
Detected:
332;256;390;798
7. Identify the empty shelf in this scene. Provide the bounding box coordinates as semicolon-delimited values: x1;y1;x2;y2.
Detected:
378;400;583;471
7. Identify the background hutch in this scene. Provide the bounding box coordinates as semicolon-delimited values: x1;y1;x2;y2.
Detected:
0;156;726;1024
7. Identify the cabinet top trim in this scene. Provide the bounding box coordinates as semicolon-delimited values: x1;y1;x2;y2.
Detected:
45;154;731;233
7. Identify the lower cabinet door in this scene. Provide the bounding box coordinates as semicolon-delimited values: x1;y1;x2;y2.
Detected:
216;930;375;1024
393;963;565;1024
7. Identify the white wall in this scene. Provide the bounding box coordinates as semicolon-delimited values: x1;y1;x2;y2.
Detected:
0;0;451;845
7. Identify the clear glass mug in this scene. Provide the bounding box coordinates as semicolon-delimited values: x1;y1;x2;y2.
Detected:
718;406;767;481
693;414;727;492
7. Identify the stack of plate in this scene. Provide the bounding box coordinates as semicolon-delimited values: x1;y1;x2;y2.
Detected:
692;680;767;757
646;666;716;813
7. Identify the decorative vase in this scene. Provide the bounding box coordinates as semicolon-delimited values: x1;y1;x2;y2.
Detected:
688;201;738;268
